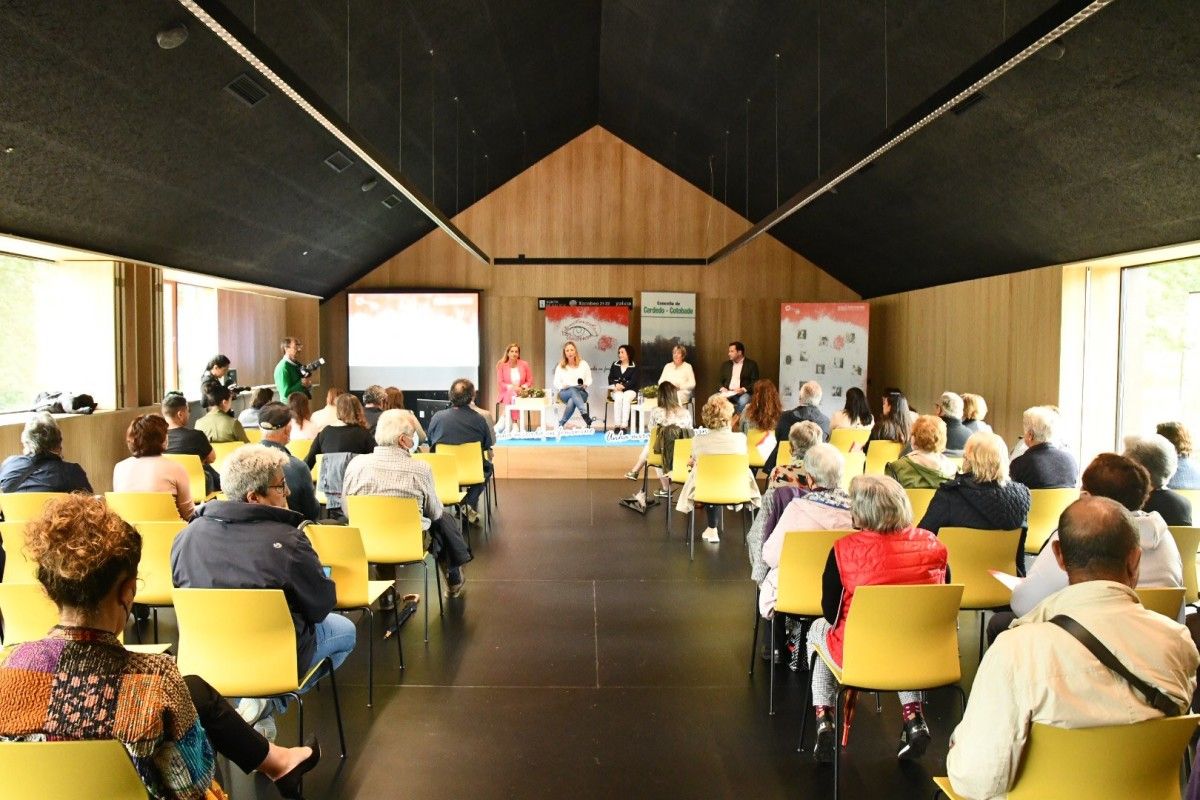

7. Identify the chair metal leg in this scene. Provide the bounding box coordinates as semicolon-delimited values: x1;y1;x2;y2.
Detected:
688;509;696;561
769;615;777;715
325;657;348;758
431;554;444;616
152;608;159;644
749;591;760;677
978;611;987;663
798;650;817;752
421;563;430;643
833;685;846;800
393;586;405;670
364;606;374;708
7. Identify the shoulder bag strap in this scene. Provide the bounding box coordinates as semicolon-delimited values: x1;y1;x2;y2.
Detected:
1049;614;1182;717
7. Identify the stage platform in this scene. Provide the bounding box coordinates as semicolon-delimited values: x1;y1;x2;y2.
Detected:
492;429;642;480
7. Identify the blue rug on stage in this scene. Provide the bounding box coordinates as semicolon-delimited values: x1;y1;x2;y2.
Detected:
494;430;644;448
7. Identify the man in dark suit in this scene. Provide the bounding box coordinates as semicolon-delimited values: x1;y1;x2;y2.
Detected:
719;341;759;416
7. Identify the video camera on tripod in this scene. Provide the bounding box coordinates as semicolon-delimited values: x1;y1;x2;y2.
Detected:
300;357;326;378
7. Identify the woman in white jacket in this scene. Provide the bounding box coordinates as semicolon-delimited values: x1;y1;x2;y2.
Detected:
553;341;593;428
1003;453;1183;626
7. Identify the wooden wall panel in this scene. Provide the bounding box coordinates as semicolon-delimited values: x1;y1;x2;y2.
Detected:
868;266;1065;446
328;126;857;404
217;290;287;389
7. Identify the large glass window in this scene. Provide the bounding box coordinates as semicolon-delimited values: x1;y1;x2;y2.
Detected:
162;279;218;398
1118;258;1200;439
0;255;116;413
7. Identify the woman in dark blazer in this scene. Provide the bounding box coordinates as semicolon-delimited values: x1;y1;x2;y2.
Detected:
608;344;640;434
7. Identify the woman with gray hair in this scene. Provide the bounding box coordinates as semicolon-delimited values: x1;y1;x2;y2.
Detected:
0;412;92;494
1125;433;1192;525
803;475;949;765
768;420;824;488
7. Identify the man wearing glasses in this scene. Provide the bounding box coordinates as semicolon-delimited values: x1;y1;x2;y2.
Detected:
274;336;312;400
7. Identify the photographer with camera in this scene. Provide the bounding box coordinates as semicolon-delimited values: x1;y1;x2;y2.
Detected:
274;337;324;401
200;354;249;409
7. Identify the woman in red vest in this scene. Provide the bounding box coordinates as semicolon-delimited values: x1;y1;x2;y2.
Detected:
806;474;948;764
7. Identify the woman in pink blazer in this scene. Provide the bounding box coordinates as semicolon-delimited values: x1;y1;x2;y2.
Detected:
495;343;533;432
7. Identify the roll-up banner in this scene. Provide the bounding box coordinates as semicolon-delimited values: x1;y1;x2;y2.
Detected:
540;298;632;419
640;291;697;387
779;302;870;421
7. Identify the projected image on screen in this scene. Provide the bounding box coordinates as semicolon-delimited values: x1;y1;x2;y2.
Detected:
348;292;480;391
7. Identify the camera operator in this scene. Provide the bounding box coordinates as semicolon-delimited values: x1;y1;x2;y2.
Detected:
274;337;313;400
200;354;248;410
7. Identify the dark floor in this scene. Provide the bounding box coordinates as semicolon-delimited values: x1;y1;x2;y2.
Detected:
157;480;989;799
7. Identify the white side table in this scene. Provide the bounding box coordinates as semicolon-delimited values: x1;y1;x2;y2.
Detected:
630;397;658;434
510;396;552;432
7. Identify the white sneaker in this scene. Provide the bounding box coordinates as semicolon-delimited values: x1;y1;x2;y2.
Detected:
235;697;270;725
701;526;720;543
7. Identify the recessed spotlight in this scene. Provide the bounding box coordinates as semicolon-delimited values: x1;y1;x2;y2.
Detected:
156;22;189;50
3;146;13;154
301;250;309;256
361;177;378;193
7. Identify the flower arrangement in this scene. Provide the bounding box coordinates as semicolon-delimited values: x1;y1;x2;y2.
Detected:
517;387;546;398
640;385;659;399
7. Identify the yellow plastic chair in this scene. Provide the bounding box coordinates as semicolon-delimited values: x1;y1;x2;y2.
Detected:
437;441;492;539
132;521;186;643
839;452;866;491
906;488;938;526
287;438;312;462
1167;526;1200;604
1136;586;1186;619
162;453;217;505
938;527;1023;659
0;492;65;522
1026;488;1081;554
762;529;855;714
414;453;468;507
802;584;965;800
688;452;755;560
306;524;398;708
1175;489;1200;516
245;427;263;443
776;440;793;468
310;453;327;506
0;739;153;799
174;588;347;756
829;428;871;453
864;441;903;476
0;522;38;584
746;428;770;469
932;715;1200;800
946;455;964;471
0;583;168;654
104;492;182;523
209;441;245;472
344;494;443;642
664;438;693;534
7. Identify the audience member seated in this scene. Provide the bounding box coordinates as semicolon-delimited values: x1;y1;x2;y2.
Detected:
991;453;1184;642
869;389;912;445
304;394;376;469
759;444;852;620
919;431;1031;575
658;344;697;406
257;402;321;522
112;414;194;520
309;387;344;431
935;391;971;453
362;385;387;432
961;393;992;435
172;445;356;725
162;392;219;495
237;387;273;428
343;410;473;596
1010;405;1079;489
384;386;426;446
288;391;318;440
1159;421;1200;490
803;475;949;763
1125;433;1192;526
0;412;91;495
829;386;874;432
675;394;759;545
196;384;250;444
885;415;957;489
946;496;1198;799
625;382;693;503
428;379;495;525
739;378;782;437
0;494;319;799
767;381;830;471
768;420;824;488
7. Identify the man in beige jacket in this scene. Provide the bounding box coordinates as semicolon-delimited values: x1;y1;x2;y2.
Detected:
947;495;1198;799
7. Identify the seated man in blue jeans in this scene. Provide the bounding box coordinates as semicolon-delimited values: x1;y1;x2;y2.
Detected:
171;444;356;733
427;378;494;527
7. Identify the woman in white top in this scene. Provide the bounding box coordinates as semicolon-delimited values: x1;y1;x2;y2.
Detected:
626;381;694;498
658;345;696;406
309;387;343;432
608;344;640;434
552;341;593;428
676;394;760;544
287;391;319;440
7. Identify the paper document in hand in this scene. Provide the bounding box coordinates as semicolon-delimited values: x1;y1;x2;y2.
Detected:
988;569;1021;590
755;431;777;461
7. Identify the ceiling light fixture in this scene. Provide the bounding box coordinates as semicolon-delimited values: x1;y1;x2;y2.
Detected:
177;0;490;266
707;0;1115;266
156;22;190;50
